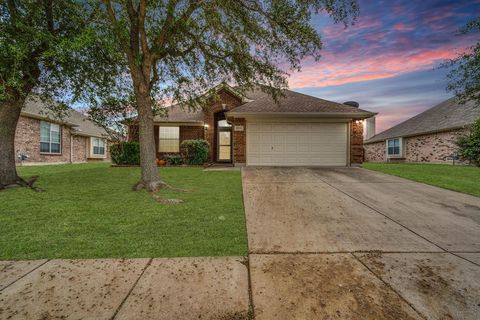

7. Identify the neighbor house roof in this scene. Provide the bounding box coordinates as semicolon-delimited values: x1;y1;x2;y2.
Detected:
365;97;480;144
228;89;375;118
21;96;109;138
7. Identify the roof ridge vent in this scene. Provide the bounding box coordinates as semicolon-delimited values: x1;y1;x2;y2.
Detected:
343;101;359;108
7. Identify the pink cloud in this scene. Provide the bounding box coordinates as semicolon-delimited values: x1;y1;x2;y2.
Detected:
393;23;415;32
288;45;464;88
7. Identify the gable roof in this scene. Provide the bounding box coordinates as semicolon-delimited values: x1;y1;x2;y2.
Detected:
365;97;480;144
228;89;375;118
21;96;109;138
150;84;376;123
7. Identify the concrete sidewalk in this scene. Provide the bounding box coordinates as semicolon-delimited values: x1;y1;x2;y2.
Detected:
0;257;250;319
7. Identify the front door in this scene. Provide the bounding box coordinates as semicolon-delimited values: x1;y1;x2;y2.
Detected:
217;118;232;162
217;129;232;162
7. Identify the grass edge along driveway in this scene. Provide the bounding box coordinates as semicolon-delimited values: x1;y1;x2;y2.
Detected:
362;162;480;197
0;163;247;260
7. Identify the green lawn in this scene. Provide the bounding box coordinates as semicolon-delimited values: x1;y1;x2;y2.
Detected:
362;162;480;197
0;163;247;260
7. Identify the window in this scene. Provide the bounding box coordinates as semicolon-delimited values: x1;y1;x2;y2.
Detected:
159;127;180;152
387;138;401;157
40;121;61;154
92;138;106;155
217;119;231;128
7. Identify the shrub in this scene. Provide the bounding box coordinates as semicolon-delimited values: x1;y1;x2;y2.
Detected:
110;142;140;165
181;139;210;165
456;117;480;166
164;154;184;165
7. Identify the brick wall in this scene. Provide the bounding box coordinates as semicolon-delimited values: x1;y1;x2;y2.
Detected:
230;117;246;163
15;115;110;165
350;120;364;164
72;135;87;163
405;130;464;163
15;116;72;164
364;129;465;163
364;141;386;162
202;90;244;162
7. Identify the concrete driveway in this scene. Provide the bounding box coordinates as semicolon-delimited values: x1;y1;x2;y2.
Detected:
243;167;480;319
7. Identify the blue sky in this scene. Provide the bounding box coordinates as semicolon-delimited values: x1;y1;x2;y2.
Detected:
290;0;480;132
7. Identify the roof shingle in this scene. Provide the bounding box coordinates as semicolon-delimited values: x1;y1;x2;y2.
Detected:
229;89;374;116
22;97;108;138
365;97;480;144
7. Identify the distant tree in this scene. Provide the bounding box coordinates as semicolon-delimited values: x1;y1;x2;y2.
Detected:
456;117;480;166
95;0;359;191
444;18;480;105
0;1;119;188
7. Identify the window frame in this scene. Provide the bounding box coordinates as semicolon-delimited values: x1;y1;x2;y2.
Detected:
90;137;107;158
386;137;403;158
40;121;62;155
159;126;180;153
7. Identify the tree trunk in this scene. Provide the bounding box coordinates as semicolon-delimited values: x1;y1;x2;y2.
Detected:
135;92;165;191
0;97;24;186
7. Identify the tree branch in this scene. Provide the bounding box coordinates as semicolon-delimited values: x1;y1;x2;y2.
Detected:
138;0;149;57
44;0;54;33
102;0;136;69
6;0;17;18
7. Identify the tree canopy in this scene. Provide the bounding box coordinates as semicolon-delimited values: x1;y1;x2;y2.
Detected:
0;0;119;187
444;18;480;106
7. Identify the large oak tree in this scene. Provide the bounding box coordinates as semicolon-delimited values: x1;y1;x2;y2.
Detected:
0;0;119;187
97;0;358;191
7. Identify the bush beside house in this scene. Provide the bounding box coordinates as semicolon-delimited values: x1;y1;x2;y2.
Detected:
456;117;480;166
111;142;141;165
181;139;210;165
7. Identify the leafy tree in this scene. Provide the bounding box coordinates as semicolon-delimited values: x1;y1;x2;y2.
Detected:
444;18;480;105
0;0;119;187
456;117;480;166
95;0;358;191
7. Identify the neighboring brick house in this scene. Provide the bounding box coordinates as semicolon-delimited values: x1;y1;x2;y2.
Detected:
364;97;480;163
15;97;111;165
128;84;375;166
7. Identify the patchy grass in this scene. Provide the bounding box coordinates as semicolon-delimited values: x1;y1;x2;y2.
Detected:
0;163;247;260
363;162;480;197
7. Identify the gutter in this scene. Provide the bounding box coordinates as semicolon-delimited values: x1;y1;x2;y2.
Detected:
225;111;377;119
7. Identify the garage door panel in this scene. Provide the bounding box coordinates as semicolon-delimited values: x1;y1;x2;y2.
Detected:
247;121;347;166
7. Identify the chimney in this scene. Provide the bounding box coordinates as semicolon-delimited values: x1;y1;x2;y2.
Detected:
364;116;376;140
343;101;359;108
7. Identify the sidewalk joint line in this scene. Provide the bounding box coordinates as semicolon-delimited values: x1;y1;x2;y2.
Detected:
110;258;153;320
0;259;51;292
351;253;428;320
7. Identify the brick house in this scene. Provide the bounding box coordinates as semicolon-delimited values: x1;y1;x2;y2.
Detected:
14;97;111;165
128;84;375;166
364;97;480;163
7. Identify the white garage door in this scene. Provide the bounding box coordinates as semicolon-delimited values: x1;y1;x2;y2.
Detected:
247;122;348;166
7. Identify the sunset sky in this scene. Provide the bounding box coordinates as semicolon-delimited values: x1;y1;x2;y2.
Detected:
291;0;480;133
